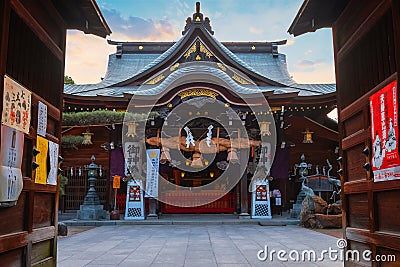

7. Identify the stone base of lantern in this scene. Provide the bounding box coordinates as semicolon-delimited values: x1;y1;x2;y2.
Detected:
77;204;109;220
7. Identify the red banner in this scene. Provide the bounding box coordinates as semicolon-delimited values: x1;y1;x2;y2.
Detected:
370;80;400;181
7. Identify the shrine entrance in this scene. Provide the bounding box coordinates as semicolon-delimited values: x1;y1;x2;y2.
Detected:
159;164;238;214
153;118;244;214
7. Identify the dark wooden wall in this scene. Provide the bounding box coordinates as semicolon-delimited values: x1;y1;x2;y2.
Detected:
0;0;66;266
62;126;111;211
334;0;400;265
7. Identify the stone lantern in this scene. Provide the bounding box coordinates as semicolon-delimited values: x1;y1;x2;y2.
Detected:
77;155;109;220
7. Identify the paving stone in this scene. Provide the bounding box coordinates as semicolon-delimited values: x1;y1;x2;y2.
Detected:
57;259;91;267
185;250;215;259
57;224;341;267
215;253;249;264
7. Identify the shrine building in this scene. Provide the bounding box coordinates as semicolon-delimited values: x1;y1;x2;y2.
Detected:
61;3;338;218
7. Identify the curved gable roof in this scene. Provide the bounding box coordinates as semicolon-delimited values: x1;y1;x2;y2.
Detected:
65;8;335;98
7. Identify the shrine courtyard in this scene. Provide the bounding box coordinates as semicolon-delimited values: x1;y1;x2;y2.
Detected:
57;224;343;267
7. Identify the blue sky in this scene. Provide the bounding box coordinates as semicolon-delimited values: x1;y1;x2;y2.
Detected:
65;0;335;85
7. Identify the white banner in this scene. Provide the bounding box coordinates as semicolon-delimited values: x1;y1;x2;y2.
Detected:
0;125;24;202
37;101;47;137
0;125;24;168
124;142;142;176
47;140;59;185
146;149;160;198
1;75;31;134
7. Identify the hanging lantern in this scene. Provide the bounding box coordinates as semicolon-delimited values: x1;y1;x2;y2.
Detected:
126;122;138;138
227;148;239;163
302;129;314;143
82;129;94;145
260;121;271;136
210;171;215;178
160;147;171;163
191;152;204;168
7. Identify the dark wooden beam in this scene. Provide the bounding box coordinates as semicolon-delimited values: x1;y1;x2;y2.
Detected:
346;227;400;251
0;231;28;253
0;0;11;145
10;0;63;60
337;0;391;63
344;179;400;194
23;179;58;193
392;0;400;79
340;73;397;121
27;226;55;244
341;129;369;151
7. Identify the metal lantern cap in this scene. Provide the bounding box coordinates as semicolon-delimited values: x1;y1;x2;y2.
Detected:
87;155;98;169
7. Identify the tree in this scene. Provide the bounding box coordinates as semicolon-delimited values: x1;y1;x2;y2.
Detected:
64;75;75;84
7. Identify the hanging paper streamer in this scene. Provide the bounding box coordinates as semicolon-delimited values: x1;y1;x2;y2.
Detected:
206;125;213;147
1;75;31;134
184;126;195;148
47;140;59;185
35;136;48;184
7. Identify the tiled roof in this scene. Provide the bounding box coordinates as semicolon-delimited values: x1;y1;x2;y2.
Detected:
65;26;336;97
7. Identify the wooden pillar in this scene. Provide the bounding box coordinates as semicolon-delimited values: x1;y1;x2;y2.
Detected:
235;182;240;213
239;146;250;218
239;172;249;217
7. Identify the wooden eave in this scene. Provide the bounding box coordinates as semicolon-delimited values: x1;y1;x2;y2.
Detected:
288;115;338;142
265;92;336;105
53;0;111;37
288;0;347;36
63;88;336;109
107;40;287;54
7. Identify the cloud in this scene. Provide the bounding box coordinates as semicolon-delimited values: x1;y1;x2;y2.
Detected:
249;26;263;35
64;2;335;85
305;49;312;55
214;11;222;19
285;39;295;46
102;9;180;41
295;59;326;69
65;8;182;84
65;31;115;84
290;63;336;84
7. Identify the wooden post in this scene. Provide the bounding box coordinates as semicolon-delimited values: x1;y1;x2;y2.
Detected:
217;127;220;152
239;171;249;218
114;188;117;209
235;182;240;213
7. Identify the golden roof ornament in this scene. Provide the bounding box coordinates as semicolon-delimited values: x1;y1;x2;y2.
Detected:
182;2;214;35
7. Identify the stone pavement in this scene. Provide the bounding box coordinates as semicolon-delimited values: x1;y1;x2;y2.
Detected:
59;212;300;226
58;224;344;267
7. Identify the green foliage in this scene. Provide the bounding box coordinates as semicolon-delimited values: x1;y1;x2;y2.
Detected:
62;110;157;126
61;135;85;149
64;75;75;84
59;174;68;196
